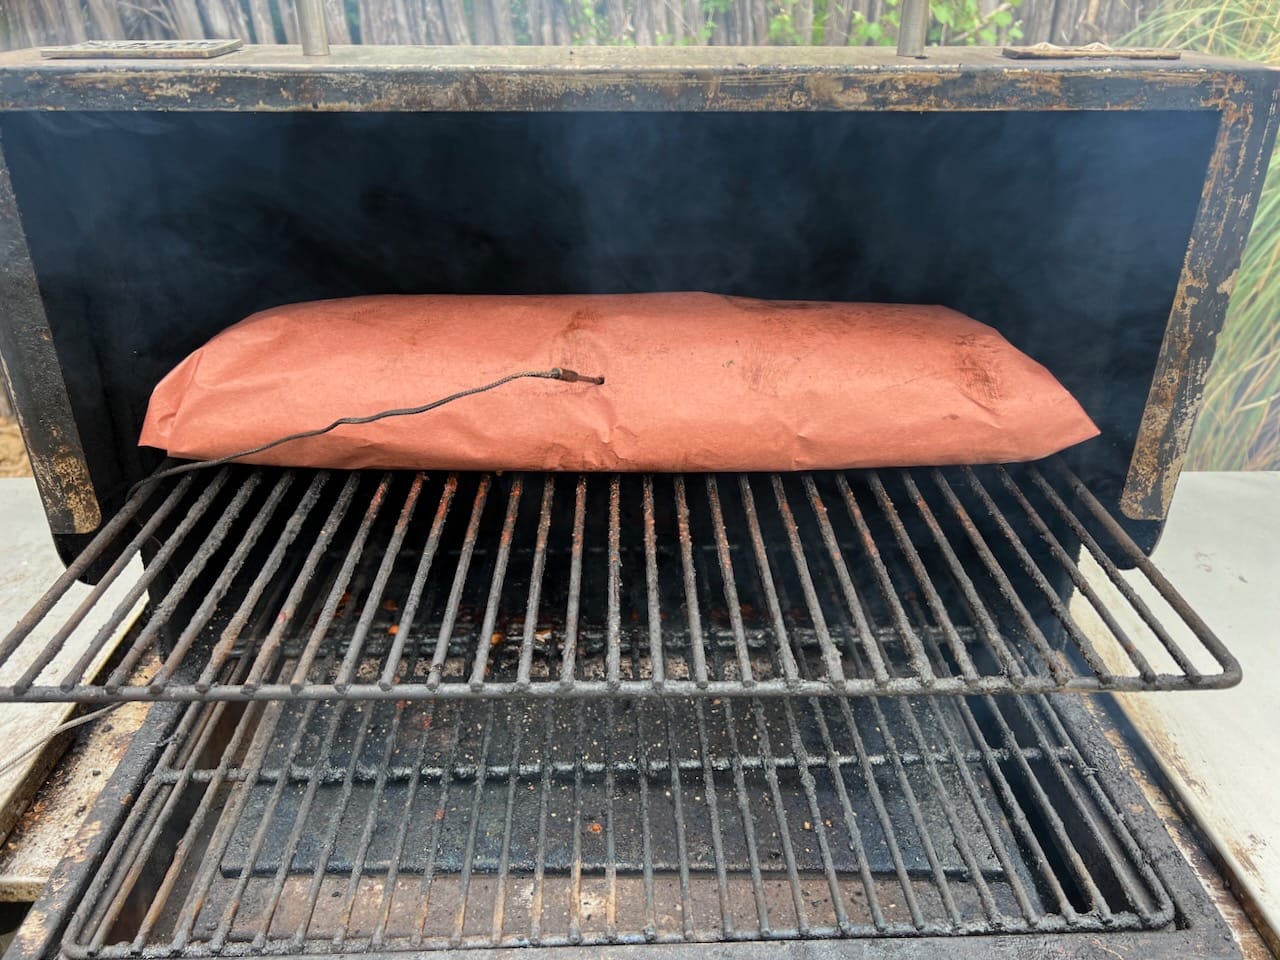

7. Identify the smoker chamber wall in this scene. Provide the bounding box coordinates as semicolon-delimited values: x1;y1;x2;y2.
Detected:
0;48;1275;562
3;108;1215;543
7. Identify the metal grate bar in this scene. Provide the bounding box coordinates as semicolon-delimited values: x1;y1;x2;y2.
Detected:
800;690;888;930
106;472;265;693
739;476;803;688
516;476;555;690
706;475;757;688
288;474;391;692
919;695;1035;924
195;473;330;693
1029;694;1174;925
411;702;466;948
896;591;1079;922
780;695;852;932
606;476;623;691
427;475;490;690
137;740;1075;785
14;476;192;693
879;473;986;681
147;472;295;693
380;475;457;690
527;700;556;945
332;698;405;948
643;476;667;691
1035;463;1207;676
488;702;527;944
558;476;587;688
991;467;1155;681
567;701;588;942
692;698;734;934
448;700;497;947
53;470;231;693
675;476;711;687
929;470;1072;683
772;475;847;690
718;696;772;934
337;475;424;690
197;700;315;951
241;473;358;692
662;700;696;937
838;473;938;684
467;479;524;691
1;458;1240;702
602;699;620;940
746;697;809;934
801;474;891;684
264;700;359;948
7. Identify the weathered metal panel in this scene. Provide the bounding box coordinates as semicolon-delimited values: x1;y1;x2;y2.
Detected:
0;46;1269;115
1123;74;1280;518
0;134;100;535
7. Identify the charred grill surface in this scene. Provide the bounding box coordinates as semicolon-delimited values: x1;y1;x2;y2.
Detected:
60;687;1182;955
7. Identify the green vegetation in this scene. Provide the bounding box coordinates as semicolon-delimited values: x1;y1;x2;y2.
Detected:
0;0;1022;50
1130;0;1280;469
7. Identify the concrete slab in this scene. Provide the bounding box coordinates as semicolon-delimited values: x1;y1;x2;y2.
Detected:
1074;472;1280;953
0;479;143;855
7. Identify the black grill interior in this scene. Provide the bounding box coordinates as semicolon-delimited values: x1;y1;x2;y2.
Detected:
0;108;1219;553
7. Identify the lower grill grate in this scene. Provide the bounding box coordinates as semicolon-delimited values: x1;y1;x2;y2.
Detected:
61;686;1175;956
0;458;1237;702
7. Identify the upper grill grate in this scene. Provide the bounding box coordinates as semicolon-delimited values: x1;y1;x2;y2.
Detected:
0;457;1238;702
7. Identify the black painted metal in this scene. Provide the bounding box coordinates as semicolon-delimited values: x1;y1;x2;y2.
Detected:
0;458;1240;704
0;134;99;535
0;48;1274;553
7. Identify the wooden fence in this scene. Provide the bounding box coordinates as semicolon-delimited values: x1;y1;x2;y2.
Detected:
2;0;1161;51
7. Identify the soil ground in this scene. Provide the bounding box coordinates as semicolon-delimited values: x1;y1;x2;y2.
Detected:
0;418;31;477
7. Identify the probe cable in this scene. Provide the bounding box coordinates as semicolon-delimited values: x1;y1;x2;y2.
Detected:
128;367;605;498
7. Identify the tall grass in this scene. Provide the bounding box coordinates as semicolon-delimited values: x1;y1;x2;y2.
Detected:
1131;0;1280;470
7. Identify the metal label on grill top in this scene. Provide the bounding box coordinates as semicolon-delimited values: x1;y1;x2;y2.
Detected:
40;39;245;60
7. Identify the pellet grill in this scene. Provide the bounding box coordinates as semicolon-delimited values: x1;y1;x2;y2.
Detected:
0;27;1277;960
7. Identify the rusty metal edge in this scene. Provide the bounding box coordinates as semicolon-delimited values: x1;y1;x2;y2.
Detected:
0;133;100;536
0;46;1269;114
1122;73;1280;519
